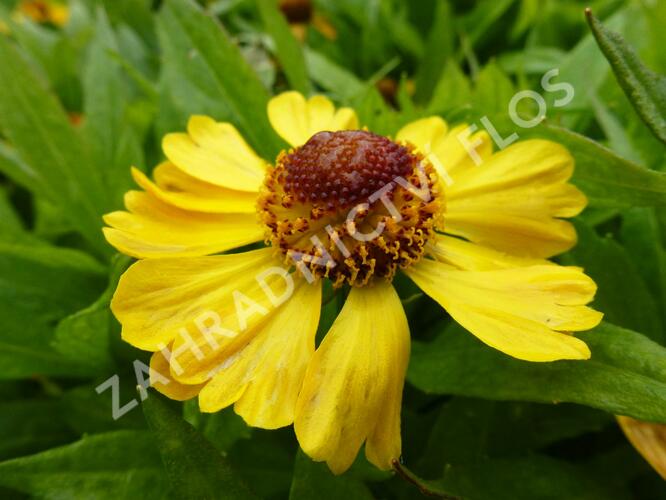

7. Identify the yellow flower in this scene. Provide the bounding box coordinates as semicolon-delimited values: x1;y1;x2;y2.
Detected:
104;91;603;474
15;0;69;27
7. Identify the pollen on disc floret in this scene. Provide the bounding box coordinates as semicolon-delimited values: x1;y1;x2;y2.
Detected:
259;129;441;287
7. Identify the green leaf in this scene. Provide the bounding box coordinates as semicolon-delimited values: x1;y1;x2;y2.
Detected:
256;0;311;95
0;399;74;461
586;9;666;144
498;47;566;75
413;0;453;105
0;141;42;196
427;60;472;115
228;428;296;498
544;6;632;128
560;222;663;344
303;47;365;101
60;384;147;435
417;398;610;477
432;455;629;500
473;62;515;117
82;7;144;209
0;242;106;379
289;450;374;500
155;54;231;139
51;255;130;373
142;390;258;500
408;322;666;423
590;94;642;164
620;208;666;330
493;120;666;208
157;0;285;159
461;0;517;50
183;402;252;452
0;35;110;255
0;187;22;233
0;431;171;499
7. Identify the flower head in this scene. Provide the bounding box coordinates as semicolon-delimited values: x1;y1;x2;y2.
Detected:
15;0;69;27
104;91;602;474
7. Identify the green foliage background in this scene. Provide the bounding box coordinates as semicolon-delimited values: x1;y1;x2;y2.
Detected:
0;0;665;498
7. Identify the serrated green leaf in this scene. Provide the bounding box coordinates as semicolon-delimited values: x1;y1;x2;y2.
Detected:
586;9;666;144
142;390;258;500
257;0;311;95
408;322;666;423
0;431;171;499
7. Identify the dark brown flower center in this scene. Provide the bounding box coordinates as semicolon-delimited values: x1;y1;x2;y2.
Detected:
259;130;441;287
281;130;416;210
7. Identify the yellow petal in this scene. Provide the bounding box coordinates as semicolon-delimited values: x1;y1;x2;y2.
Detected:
267;91;359;147
396;117;493;182
444;139;586;258
150;348;204;401
162;116;266;192
168;266;302;385
133;164;257;214
295;282;410;474
406;258;603;362
428;234;552;271
617;416;666;480
103;190;264;258
443;212;578;260
199;280;322;430
110;248;279;351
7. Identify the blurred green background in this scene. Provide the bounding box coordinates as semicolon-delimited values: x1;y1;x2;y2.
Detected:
0;0;665;498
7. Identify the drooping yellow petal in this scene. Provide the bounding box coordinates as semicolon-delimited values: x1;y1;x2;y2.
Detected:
132;164;257;214
396;117;492;182
103;191;264;258
168;265;301;385
110;248;279;351
199;279;322;430
295;282;410;474
406;258;602;362
162;116;266;192
150;348;204;401
267;91;359;147
617;416;666;480
444;139;586;258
